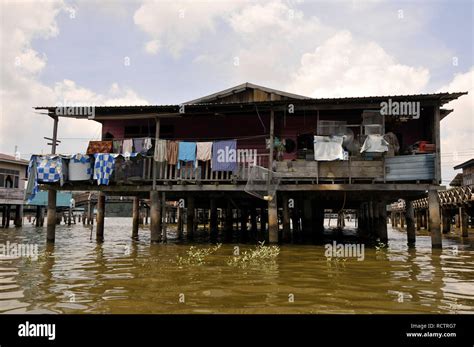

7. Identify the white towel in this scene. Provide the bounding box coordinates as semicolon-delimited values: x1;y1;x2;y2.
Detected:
196;142;213;161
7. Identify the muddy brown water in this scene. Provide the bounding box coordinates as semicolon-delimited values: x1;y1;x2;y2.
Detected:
0;218;473;314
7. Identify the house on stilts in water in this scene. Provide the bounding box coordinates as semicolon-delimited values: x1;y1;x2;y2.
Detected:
31;83;468;248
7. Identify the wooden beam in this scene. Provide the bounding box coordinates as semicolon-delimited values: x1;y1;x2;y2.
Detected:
150;190;162;243
268;199;278;243
152;118;160;190
434;105;441;184
96;192;105;242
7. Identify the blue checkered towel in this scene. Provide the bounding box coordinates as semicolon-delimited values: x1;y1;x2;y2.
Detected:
37;157;63;183
94;153;115;185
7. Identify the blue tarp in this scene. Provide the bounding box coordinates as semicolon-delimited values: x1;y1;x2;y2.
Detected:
26;191;72;207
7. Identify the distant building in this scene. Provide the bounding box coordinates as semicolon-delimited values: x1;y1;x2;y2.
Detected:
0;153;29;227
454;159;474;186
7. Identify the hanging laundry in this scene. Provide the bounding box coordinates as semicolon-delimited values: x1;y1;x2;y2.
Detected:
196;142;213;166
133;138;146;154
143;137;153;151
37;156;66;185
177;142;196;169
68;154;92;181
112;140;122;153
212;140;237;172
93;153;116;185
86;141;113;155
25;155;39;202
154;139;167;162
166;141;179;165
122;139;134;154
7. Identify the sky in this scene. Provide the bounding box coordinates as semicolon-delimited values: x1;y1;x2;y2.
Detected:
0;0;473;185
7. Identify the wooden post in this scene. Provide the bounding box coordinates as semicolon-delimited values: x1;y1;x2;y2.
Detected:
14;204;23;227
35;206;41;227
150;190;161;243
268;199;278;243
250;206;258;242
302;198;312;242
1;205;6;228
377;202;388;243
428;189;442;249
224;200;233;242
268;109;275;175
239;206;248;243
441;209;450;234
96;192;105;242
416;210;421;231
46;190;57;242
132;197;139;239
161;192;167;242
153;118;160;190
186;196;195;240
210;198;218;242
405;200;416;247
259;207;267;242
433;105;441;184
5;205;10;228
460;206;468;237
282;194;291;243
176;205;183;240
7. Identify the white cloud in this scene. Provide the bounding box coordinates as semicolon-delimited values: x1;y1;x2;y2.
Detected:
0;0;148;158
145;39;160;54
286;31;430;97
134;0;245;57
439;68;474;184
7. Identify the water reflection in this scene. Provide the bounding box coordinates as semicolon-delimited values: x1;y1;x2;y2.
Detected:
0;218;473;313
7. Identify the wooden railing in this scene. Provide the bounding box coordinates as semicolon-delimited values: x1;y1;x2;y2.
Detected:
140;153;270;182
0;188;25;203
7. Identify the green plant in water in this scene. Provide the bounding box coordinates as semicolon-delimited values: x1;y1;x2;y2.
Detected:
176;243;222;266
227;242;280;268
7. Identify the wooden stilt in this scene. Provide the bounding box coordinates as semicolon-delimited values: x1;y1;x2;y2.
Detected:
302;198;312;242
46;190;57;242
161;192;167;242
405;200;415;247
268;199;278;243
132;197;139;239
14;205;23;227
428;189;442;249
259;207;267;242
282;194;291;243
210;198;218;242
460;206;468;237
186;196;194;240
224;201;233;242
96;192;105;242
176;206;183;239
150;190;162;243
250;206;257;242
35;206;41;227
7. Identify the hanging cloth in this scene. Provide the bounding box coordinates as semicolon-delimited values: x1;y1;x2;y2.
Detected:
93;153;116;185
211;140;237;172
86;141;113;155
25;155;39;202
112;140;122;153
177;142;196;169
166;141;179;165
154;139;167;162
122;139;134;155
196;142;213;166
143;138;153;152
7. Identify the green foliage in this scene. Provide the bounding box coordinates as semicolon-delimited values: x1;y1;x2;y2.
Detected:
227;242;280;268
176;243;222;266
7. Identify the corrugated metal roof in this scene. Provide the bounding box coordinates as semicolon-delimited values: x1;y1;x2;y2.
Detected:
34;91;467;110
0;153;29;166
454;158;474;170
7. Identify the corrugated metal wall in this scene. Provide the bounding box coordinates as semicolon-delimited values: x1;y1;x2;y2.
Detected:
385;154;435;181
